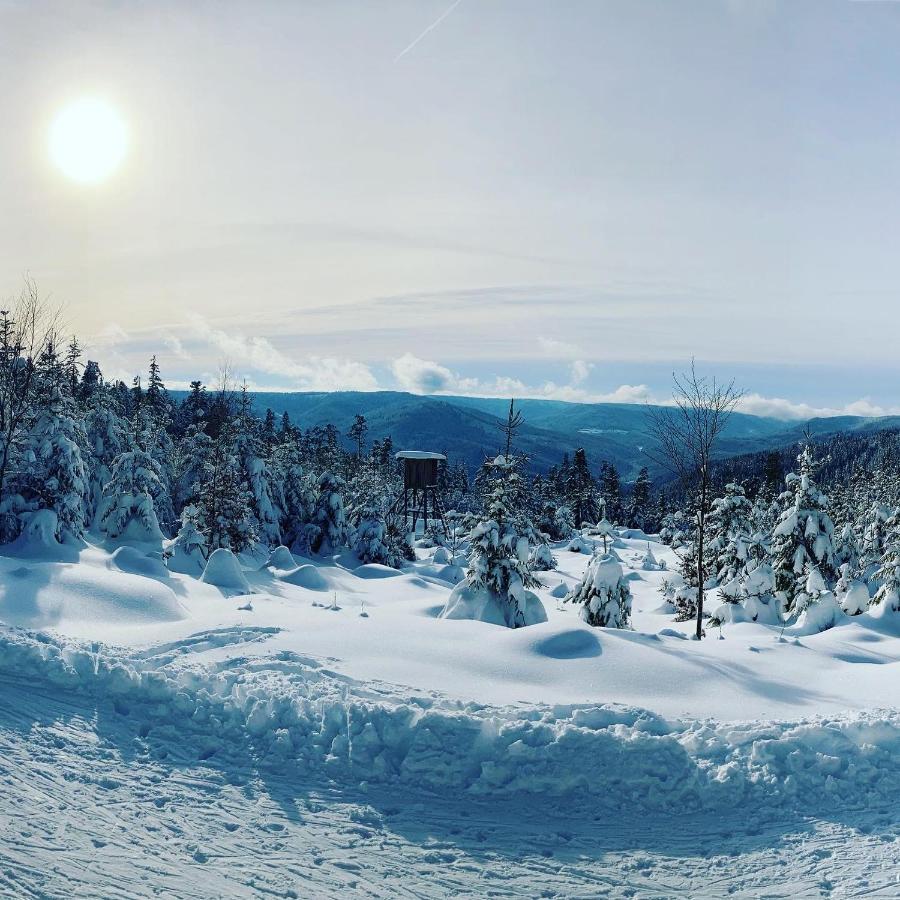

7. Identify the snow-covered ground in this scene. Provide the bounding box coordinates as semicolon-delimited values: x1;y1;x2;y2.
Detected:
1;532;898;897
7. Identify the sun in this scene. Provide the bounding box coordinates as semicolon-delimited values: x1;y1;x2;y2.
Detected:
48;97;129;185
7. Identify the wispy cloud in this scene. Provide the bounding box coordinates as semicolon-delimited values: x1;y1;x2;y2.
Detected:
188;314;378;391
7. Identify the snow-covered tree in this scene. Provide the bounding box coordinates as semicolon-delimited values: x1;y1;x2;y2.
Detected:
872;518;900;613
706;483;753;585
628;466;651;530
529;541;556;571
566;552;631;628
98;448;173;542
19;389;87;543
834;521;862;575
462;456;539;627
166;506;208;575
274;442;317;552
352;502;406;568
306;471;348;554
771;446;837;613
82;398;127;524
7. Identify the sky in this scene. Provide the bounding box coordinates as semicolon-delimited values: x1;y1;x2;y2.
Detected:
1;0;900;419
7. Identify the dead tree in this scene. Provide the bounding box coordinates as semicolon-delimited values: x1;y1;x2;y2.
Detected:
645;363;743;640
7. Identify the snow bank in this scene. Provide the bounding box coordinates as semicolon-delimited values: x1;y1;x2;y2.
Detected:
276;563;329;591
0;626;897;817
200;549;250;592
108;546;169;580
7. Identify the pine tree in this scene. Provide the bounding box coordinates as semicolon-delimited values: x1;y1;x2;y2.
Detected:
599;461;623;524
706;483;753;586
306;471;348;554
20;389;87;543
872;516;900;612
352;502;406;568
834;521;862;575
99;448;172;542
566;448;597;526
347;413;368;460
771;445;837;613
566;552;632;628
462;457;539;628
628;466;651;530
82;396;128;524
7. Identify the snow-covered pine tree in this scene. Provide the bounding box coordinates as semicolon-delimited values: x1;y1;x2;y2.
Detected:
872;516;900;613
460;456;540;628
771;445;837;614
166;505;209;575
98;448;172;542
232;391;282;547
706;482;753;586
306;471;348;554
566;552;632;628
834;521;862;575
273;440;317;552
82;396;127;525
352;501;406;568
20;388;88;543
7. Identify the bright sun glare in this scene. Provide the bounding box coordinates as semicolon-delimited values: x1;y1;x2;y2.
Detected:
48;97;128;185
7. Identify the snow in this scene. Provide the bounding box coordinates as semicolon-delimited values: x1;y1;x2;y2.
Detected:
394;450;446;460
440;582;548;627
1;529;898;896
200;548;251;592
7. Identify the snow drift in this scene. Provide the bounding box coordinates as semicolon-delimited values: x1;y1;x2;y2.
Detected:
1;625;896;817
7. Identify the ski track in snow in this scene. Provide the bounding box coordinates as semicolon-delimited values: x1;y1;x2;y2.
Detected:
0;625;898;898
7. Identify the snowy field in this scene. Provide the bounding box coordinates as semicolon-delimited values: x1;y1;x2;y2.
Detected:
1;531;898;898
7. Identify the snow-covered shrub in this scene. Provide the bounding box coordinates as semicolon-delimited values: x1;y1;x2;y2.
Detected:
529;542;556;571
836;564;869;616
566;552;631;628
871;520;900;613
706;483;753;585
166;507;208;576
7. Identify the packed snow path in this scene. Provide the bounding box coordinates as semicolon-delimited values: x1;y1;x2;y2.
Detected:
0;626;898;899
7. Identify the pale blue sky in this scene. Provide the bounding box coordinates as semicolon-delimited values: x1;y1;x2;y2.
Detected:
1;1;898;417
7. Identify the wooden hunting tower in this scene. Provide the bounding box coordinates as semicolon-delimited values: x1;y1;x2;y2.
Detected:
390;451;448;536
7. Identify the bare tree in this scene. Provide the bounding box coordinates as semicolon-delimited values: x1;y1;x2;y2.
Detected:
645;362;743;640
0;279;61;531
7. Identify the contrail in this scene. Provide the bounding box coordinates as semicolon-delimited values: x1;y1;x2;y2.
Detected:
393;0;463;62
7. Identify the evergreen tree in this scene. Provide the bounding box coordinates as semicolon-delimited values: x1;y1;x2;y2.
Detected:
872;516;900;612
352;501;406;568
628;466;651;529
462;457;538;628
566;448;597;526
599;461;623;523
20;389;87;543
306;471;348;554
347;413;368;460
706;482;753;586
98;448;172;542
566;552;632;628
771;445;837;613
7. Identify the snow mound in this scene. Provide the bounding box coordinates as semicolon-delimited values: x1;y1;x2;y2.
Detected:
549;581;570;598
266;546;296;571
794;592;845;635
108;546;169;580
354;564;402;580
431;547;451;565
1;626;898;817
435;563;465;585
0;565;185;629
200;549;250;592
276;564;329;591
440;583;548;628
